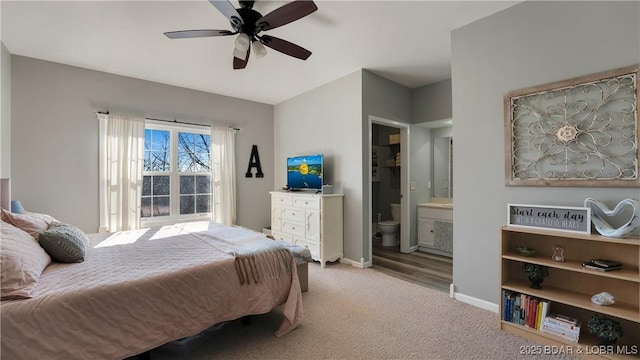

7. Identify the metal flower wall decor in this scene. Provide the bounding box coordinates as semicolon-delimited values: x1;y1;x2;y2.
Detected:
504;65;640;187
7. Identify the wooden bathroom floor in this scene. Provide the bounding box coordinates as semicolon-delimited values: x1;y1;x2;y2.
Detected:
371;239;453;292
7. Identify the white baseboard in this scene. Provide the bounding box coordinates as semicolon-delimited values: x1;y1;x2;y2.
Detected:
453;291;499;313
340;257;368;268
342;264;498;313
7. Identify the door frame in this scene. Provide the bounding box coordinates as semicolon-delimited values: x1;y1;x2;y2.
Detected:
367;115;411;267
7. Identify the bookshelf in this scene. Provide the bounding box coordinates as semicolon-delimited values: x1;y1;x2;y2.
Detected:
500;226;640;359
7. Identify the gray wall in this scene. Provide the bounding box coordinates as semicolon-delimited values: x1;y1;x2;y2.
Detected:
1;42;10;178
274;70;363;263
11;56;274;233
412;79;452;123
275;69;441;263
409;124;431;215
451;1;640;303
411;79;451;213
275;69;415;263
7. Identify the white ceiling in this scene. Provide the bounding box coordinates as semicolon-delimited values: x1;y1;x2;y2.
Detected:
1;1;518;105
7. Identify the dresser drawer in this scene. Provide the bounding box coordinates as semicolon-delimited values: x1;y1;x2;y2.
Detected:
271;231;292;243
282;221;305;238
282;207;305;222
293;237;320;258
272;194;293;207
292;196;320;209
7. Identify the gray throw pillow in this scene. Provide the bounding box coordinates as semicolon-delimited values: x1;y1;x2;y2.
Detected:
38;222;88;263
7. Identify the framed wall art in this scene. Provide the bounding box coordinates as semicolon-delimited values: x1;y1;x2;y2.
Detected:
504;65;640;187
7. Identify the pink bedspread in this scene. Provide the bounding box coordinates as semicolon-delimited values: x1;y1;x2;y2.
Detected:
1;222;303;360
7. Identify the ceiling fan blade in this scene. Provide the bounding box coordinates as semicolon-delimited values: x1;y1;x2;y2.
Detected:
260;35;311;60
164;29;235;39
256;0;318;32
208;0;243;28
233;45;251;70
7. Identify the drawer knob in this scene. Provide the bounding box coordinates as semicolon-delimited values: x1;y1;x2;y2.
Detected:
305;201;308;205
292;212;296;216
292;226;296;230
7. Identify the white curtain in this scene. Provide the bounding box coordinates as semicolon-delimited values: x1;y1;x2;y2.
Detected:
211;126;236;226
99;113;145;232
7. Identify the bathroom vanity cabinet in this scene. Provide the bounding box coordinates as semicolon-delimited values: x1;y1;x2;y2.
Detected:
270;191;344;268
500;226;640;358
417;204;453;256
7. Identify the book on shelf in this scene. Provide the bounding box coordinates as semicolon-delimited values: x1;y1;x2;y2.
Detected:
541;325;580;342
501;290;549;330
581;259;623;271
545;313;578;327
514;294;522;324
527;298;539;328
535;302;542;329
535;300;549;329
582;264;622;272
541;318;581;342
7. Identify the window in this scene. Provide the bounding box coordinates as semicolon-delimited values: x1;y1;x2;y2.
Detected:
141;122;212;223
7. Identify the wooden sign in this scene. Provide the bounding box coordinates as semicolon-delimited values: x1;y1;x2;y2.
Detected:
507;204;591;234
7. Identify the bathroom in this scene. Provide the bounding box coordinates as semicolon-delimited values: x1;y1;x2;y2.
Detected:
371;120;453;291
371;123;402;248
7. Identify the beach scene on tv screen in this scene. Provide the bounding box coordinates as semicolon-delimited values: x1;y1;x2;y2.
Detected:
287;155;322;189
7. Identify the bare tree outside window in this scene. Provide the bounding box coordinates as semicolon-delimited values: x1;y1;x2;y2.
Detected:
178;132;211;172
142;129;170;218
144;129;170;171
141;127;212;219
178;132;212;215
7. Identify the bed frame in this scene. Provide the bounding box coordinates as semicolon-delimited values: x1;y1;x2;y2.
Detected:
1;182;305;359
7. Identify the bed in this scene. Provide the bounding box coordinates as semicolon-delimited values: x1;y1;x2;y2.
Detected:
1;215;304;360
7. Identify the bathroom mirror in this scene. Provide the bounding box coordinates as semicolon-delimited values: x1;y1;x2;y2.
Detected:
414;120;453;200
432;129;453;199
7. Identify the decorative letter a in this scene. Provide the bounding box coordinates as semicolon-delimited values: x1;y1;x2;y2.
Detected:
245;145;264;178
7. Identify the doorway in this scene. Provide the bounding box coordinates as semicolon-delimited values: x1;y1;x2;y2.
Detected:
367;116;453;292
367;116;410;266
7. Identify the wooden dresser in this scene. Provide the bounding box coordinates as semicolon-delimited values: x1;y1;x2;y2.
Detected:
270;191;343;268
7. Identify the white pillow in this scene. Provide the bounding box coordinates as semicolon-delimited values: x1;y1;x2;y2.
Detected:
1;208;57;240
0;220;52;299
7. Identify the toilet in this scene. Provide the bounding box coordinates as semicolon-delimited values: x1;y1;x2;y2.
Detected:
378;203;400;247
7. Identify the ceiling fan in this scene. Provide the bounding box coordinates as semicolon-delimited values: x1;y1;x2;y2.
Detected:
164;0;318;70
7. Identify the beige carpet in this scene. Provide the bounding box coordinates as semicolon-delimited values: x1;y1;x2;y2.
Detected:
151;262;576;360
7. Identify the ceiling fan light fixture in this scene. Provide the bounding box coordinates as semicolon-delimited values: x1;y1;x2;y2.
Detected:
232;48;245;59
252;41;267;59
235;33;251;52
165;0;318;68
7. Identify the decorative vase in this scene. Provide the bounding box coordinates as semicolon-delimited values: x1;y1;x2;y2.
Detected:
584;198;640;238
552;244;565;262
528;276;544;290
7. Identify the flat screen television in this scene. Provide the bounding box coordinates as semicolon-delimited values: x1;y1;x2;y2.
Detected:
287;154;323;191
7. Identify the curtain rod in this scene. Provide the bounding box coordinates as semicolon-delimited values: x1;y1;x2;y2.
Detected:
97;111;240;131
